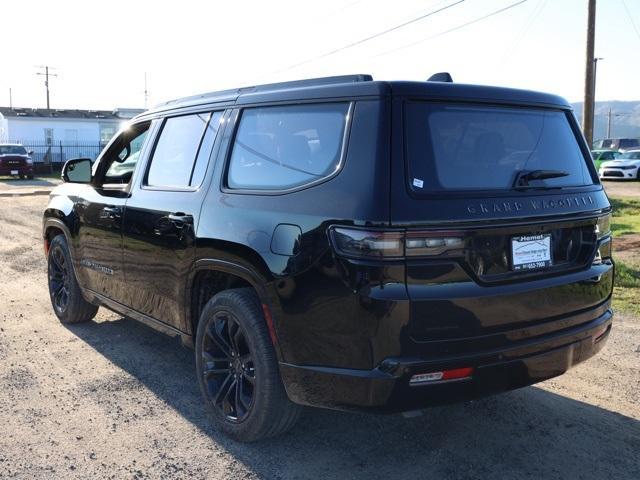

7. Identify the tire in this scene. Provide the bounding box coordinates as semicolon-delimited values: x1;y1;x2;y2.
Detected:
19;174;24;180
47;234;98;324
195;288;301;442
27;174;34;180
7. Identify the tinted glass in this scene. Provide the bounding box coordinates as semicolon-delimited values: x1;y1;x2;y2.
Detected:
0;145;27;155
405;103;593;192
227;103;349;190
146;113;210;187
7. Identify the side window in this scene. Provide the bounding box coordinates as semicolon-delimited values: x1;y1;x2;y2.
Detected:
100;123;151;187
226;103;350;191
145;112;222;188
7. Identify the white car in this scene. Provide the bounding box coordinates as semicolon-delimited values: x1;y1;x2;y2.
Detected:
599;149;640;180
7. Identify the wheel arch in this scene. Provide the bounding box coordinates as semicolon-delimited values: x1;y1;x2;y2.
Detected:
186;253;281;358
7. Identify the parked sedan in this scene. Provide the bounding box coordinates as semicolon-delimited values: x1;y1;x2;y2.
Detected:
599;149;640;180
591;149;620;170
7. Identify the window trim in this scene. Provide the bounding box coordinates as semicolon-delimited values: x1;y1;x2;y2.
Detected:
221;101;355;196
93;120;154;192
140;111;222;192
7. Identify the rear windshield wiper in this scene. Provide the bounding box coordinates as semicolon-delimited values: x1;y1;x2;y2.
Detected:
513;169;570;189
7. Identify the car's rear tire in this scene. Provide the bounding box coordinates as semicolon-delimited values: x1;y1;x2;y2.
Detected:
195;288;301;442
27;174;34;180
47;234;98;324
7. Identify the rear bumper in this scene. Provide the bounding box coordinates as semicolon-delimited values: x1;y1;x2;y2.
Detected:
280;307;612;412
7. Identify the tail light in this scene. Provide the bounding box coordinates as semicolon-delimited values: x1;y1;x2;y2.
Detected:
330;227;465;260
593;213;612;265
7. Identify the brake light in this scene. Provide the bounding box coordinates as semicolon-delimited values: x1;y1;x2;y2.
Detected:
331;228;404;259
329;227;465;259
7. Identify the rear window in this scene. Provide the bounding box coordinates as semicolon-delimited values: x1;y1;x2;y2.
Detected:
226;103;349;191
405;103;594;193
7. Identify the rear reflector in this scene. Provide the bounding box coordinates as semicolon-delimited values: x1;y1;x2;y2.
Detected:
410;367;474;386
593;324;610;343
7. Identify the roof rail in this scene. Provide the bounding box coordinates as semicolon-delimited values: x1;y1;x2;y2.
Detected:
156;74;373;108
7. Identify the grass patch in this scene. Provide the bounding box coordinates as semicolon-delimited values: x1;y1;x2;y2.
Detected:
610;197;640;236
613;286;640;317
609;195;640;317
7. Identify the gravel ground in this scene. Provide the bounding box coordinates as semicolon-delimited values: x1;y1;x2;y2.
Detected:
0;195;638;480
603;179;640;198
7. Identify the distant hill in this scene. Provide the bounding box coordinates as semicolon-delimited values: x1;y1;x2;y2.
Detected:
572;101;640;141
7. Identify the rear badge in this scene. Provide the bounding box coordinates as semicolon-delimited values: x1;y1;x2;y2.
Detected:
511;234;552;271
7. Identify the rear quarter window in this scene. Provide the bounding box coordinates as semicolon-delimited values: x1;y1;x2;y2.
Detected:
405;102;594;193
226;103;350;191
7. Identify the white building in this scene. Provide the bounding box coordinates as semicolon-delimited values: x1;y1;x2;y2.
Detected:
0;106;144;163
0;106;144;145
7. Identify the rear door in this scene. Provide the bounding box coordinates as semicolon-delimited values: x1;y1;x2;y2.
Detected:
121;110;227;329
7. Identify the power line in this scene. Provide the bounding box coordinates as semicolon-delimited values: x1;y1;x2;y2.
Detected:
499;0;548;67
374;0;530;58
273;0;466;75
621;0;640;43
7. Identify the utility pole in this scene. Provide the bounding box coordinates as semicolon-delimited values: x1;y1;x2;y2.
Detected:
607;108;612;138
582;0;597;146
9;88;12;109
36;66;58;110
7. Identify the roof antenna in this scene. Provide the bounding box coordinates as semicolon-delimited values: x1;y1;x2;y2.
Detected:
427;72;453;82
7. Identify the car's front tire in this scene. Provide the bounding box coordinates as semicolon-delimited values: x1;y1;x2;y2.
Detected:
195;288;301;442
47;234;98;324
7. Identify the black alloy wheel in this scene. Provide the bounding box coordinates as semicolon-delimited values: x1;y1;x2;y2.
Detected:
48;244;70;314
195;288;301;441
201;310;256;422
46;234;98;324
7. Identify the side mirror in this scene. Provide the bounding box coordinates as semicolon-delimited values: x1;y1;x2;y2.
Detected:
62;158;92;183
27;150;34;155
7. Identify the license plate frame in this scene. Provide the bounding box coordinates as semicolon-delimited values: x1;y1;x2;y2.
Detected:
511;233;553;272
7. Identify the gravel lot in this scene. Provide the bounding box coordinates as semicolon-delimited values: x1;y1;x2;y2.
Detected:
603;179;640;198
0;195;638;479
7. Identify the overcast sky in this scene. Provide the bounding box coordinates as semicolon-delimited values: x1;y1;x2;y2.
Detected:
2;0;639;110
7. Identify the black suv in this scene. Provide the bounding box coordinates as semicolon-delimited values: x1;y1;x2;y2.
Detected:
43;74;614;442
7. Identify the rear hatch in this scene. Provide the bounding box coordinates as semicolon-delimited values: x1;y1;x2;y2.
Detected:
391;96;613;348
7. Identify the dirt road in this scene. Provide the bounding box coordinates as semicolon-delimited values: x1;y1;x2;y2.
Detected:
0;195;639;479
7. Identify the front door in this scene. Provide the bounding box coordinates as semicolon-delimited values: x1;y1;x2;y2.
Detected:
121;111;225;329
75;122;152;303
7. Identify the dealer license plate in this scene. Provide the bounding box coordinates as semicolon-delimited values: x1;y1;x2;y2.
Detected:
511;234;552;271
